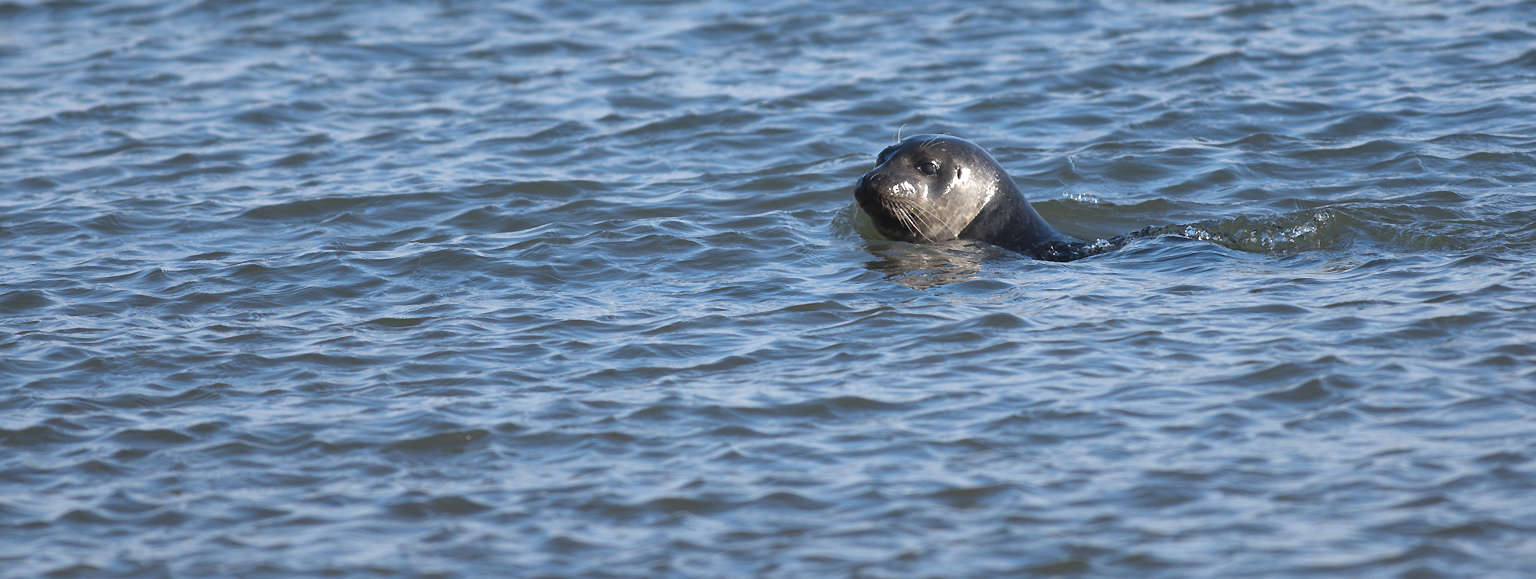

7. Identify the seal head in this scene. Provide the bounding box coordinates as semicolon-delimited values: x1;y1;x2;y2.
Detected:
854;135;1082;260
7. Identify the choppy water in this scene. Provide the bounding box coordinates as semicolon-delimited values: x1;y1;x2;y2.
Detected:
4;0;1536;577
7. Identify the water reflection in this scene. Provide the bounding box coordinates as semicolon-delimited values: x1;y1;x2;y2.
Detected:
862;241;1003;290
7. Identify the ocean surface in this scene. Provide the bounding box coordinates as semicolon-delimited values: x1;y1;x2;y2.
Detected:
4;0;1536;577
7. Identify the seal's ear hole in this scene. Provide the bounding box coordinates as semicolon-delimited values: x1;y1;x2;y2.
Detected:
956;167;964;179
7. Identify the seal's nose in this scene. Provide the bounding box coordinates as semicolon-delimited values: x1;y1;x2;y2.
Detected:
853;171;882;206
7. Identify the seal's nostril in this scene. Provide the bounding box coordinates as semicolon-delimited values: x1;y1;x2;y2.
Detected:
856;172;880;195
854;174;872;204
861;173;885;189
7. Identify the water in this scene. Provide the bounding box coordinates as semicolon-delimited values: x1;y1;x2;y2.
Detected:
4;0;1536;577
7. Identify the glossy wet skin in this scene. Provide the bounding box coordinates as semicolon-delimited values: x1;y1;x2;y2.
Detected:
854;135;1004;244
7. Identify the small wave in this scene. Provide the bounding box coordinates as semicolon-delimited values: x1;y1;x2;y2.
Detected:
1025;209;1346;261
1147;208;1344;253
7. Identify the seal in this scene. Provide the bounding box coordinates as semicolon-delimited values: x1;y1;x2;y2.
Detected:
854;135;1090;261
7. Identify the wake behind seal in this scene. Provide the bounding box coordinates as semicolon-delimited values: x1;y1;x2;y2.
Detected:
853;134;1116;261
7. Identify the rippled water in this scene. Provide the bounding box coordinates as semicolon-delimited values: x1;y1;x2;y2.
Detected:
5;0;1536;577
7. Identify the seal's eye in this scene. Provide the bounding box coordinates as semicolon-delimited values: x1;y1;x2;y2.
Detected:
917;160;939;176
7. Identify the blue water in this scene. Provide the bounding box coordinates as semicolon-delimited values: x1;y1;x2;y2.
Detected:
4;1;1536;577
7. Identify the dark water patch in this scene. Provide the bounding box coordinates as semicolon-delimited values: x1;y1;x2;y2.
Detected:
1496;48;1536;68
388;429;490;453
1;424;89;448
0;290;55;314
386;493;493;519
237;192;449;223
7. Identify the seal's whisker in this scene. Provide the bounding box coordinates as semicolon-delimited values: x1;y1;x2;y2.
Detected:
906;210;937;243
901;201;947;242
894;204;921;234
903;201;945;232
888;201;931;241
